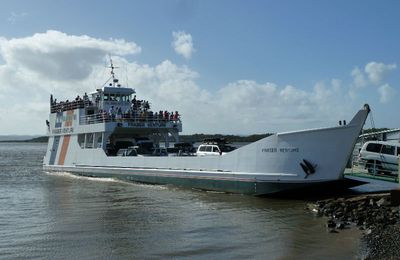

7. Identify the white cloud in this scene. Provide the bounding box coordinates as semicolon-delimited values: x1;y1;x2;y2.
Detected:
365;62;396;85
351;62;396;87
378;84;395;104
0;31;142;134
172;31;195;59
349;62;397;104
0;101;49;134
0;30;141;81
207;79;351;133
331;79;342;92
351;67;367;88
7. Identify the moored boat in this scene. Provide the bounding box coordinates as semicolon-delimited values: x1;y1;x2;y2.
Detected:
43;62;370;195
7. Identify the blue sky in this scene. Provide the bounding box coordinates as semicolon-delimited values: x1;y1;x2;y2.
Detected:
0;0;399;135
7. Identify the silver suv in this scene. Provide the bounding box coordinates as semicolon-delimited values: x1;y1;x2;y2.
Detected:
359;141;400;175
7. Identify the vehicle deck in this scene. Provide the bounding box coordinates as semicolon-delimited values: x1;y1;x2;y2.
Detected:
344;165;399;185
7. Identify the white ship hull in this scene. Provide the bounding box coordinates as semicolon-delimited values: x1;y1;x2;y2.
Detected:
43;106;369;195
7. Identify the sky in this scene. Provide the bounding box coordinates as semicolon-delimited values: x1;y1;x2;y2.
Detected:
0;0;399;135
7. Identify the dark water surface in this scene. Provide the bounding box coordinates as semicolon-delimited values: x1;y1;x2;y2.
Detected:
0;143;363;259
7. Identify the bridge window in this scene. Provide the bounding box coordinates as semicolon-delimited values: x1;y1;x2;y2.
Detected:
85;133;94;148
95;133;103;148
78;133;102;149
78;134;85;148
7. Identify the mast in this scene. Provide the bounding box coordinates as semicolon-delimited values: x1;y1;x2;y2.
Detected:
109;57;120;87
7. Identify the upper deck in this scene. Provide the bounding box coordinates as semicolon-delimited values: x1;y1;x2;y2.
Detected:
48;65;182;136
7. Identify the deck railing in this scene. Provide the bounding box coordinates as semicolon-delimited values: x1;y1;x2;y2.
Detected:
51;100;92;113
350;155;397;177
79;113;181;126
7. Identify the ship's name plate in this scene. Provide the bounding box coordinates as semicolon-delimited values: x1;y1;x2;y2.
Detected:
52;127;74;134
262;147;299;153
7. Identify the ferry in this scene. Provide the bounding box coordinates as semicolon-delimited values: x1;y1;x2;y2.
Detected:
43;62;370;195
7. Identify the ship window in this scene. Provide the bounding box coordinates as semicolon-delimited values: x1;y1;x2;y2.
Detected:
104;94;110;101
199;146;206;152
78;134;85;148
381;145;395;155
213;147;220;153
366;143;382;153
205;146;212;152
397;147;400;156
85;133;94;149
96;133;103;148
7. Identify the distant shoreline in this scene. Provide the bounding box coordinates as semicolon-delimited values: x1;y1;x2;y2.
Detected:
0;136;49;143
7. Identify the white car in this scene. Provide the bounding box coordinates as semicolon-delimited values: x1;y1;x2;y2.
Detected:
358;141;400;174
196;144;223;156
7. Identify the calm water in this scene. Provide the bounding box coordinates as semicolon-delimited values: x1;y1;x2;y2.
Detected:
0;143;365;259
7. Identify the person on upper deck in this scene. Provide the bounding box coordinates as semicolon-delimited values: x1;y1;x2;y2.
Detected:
109;106;115;117
144;101;150;111
163;111;168;120
174;111;179;120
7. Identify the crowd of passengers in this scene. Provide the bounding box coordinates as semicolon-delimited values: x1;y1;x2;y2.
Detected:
50;93;180;122
50;93;91;113
96;108;180;122
97;96;180;122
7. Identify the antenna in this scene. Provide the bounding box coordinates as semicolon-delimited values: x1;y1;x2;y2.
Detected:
108;55;120;87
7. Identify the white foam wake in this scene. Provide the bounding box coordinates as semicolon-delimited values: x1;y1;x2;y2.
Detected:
43;171;168;190
44;171;120;183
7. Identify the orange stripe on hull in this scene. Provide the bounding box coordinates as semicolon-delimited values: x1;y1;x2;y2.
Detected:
58;135;71;165
65;110;74;127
